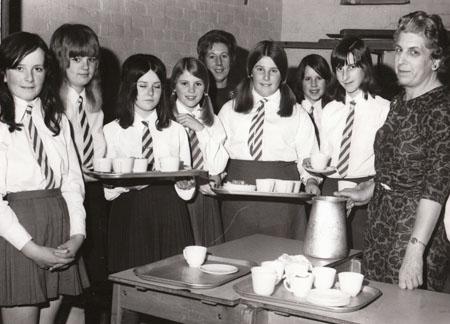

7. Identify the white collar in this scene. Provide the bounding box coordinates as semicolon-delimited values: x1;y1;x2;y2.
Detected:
68;86;86;105
346;90;364;106
252;88;280;109
301;98;322;113
14;96;40;123
176;99;201;117
134;110;157;128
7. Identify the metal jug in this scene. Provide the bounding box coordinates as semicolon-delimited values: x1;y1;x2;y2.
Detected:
304;196;349;259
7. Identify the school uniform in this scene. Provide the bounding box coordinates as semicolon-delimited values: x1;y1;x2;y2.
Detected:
176;100;228;246
218;89;320;241
301;98;323;142
320;91;390;249
103;111;193;273
65;86;109;284
0;97;89;306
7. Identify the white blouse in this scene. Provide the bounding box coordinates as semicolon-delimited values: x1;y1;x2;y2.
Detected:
219;89;320;183
103;110;191;200
320;91;390;179
0;97;86;250
301;98;323;133
175;100;228;176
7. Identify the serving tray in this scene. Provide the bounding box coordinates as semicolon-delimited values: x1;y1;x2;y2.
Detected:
134;254;255;289
212;188;315;200
86;169;208;186
233;277;381;313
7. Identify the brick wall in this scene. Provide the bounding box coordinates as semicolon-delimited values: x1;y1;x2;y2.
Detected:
22;0;282;71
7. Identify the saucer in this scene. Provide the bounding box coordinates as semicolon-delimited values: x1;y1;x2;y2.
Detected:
199;264;239;275
306;288;351;307
304;165;337;175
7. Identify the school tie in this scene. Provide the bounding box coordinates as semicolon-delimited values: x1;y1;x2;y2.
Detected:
141;121;154;170
24;105;56;189
187;129;204;170
78;96;94;170
308;106;320;147
248;98;268;160
336;100;356;178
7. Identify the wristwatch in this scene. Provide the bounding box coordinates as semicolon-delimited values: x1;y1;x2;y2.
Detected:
410;237;426;247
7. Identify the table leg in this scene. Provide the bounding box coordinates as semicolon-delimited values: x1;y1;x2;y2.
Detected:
110;284;123;324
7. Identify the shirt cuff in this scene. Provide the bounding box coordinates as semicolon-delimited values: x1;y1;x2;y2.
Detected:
3;223;32;251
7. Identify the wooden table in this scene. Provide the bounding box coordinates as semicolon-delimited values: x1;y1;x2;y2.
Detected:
109;234;450;323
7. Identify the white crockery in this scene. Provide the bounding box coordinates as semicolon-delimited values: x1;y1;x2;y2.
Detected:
256;178;276;192
251;266;278;296
133;158;148;173
338;271;364;296
93;158;112;172
283;273;314;298
159;156;180;172
312;266;336;289
112;157;134;173
183;245;207;268
261;260;285;282
310;152;330;170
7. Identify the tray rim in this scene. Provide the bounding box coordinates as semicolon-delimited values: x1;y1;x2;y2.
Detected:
134;254;256;289
233;277;382;313
86;169;208;180
212;187;315;200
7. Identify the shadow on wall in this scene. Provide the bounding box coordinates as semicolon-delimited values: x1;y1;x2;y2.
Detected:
100;47;121;124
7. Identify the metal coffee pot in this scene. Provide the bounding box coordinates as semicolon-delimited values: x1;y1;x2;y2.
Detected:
304;196;349;259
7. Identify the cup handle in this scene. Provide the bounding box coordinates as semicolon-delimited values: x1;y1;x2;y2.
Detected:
283;278;292;292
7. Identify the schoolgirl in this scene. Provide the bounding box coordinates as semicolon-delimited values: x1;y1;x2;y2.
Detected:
320;36;390;249
50;23;109;287
0;32;88;323
218;40;320;241
170;57;228;246
103;54;193;273
293;54;332;143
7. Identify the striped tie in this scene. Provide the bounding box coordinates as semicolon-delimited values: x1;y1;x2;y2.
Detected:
248;98;267;160
336;100;356;178
187;129;204;170
24;105;56;189
141;121;154;170
78;96;94;170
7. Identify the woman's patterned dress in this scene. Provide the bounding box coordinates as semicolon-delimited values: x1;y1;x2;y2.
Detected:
364;86;450;291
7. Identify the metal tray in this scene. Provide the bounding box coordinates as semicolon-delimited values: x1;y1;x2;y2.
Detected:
134;254;255;289
213;187;315;200
233;277;382;313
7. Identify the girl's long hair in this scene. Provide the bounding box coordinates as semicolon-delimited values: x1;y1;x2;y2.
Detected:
0;32;63;134
233;40;296;116
170;57;214;127
50;23;102;113
116;54;171;130
328;36;378;103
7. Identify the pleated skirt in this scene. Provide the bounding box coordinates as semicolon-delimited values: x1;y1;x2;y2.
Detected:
221;159;307;241
108;183;194;273
0;189;90;306
187;191;224;247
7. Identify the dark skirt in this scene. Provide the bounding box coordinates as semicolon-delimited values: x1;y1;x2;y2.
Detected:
221;159;307;241
187;191;224;247
364;183;450;291
108;183;193;273
0;189;89;306
322;176;373;251
82;181;111;284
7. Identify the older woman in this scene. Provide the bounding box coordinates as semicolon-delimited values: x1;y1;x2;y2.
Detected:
197;29;238;113
336;11;450;291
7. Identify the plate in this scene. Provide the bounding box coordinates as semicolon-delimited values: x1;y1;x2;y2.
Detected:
304;165;337;175
212;188;315;200
306;288;351;307
200;264;239;275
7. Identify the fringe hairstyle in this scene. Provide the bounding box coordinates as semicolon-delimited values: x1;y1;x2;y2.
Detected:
50;23;102;113
116;54;172;131
0;32;63;134
328;36;378;104
233;40;296;116
170;57;215;127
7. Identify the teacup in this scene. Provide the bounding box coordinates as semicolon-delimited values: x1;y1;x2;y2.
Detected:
93;158;112;172
310;152;330;170
338;271;364;296
251;266;277;296
312;266;336;289
283;273;314;298
133;158;148;173
183;245;207;268
112;157;134;173
274;179;294;193
284;262;310;280
159;156;180;172
292;181;302;193
261;260;285;282
256;179;275;192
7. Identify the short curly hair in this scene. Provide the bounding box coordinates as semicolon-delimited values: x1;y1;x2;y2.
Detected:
394;11;450;82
